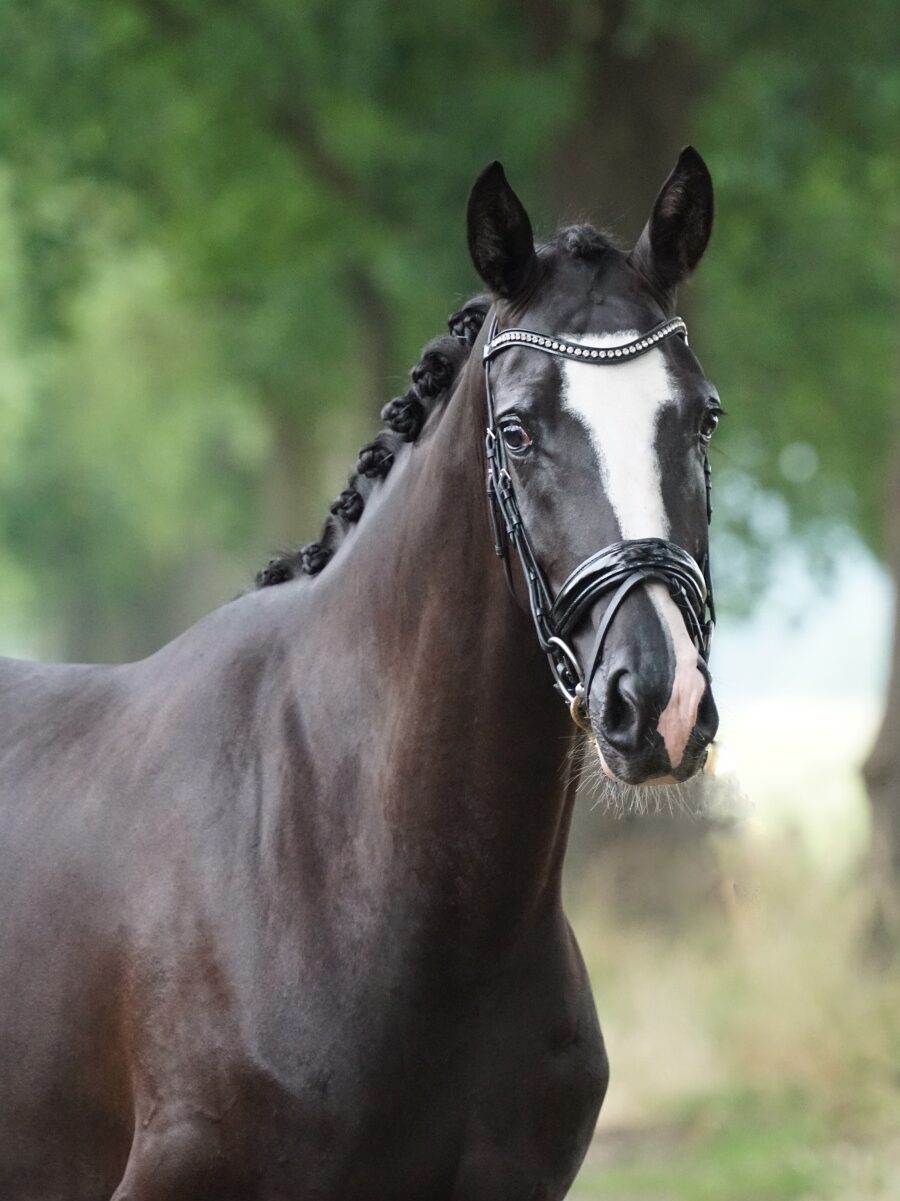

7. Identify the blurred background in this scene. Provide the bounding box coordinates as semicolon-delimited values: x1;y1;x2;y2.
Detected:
1;2;898;1196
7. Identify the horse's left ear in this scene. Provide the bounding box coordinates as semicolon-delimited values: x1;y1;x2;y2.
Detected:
630;146;714;296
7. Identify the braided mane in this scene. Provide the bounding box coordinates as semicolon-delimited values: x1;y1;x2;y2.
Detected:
254;294;490;588
252;226;619;589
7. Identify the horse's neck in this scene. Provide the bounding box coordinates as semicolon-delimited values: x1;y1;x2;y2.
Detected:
310;359;578;951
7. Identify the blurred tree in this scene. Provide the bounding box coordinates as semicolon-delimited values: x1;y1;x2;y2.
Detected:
682;0;900;915
543;0;900;914
0;2;898;897
0;172;268;658
0;0;580;657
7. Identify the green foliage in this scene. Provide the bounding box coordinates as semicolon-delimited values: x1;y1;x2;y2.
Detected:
566;826;900;1199
572;1090;828;1200
0;0;580;654
689;0;900;559
569;0;900;597
0;0;896;653
0;0;579;398
0;178;267;656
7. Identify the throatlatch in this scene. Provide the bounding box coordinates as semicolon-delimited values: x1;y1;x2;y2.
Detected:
482;314;715;728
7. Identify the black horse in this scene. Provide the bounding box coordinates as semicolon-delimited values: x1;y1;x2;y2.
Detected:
0;149;719;1200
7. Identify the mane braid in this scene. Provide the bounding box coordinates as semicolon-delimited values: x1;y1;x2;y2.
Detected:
254;295;490;588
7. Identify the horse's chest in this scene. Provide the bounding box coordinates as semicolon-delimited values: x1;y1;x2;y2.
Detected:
124;927;607;1199
212;970;605;1199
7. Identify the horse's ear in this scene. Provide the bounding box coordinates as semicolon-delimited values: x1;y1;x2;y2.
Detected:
467;162;538;300
630;146;714;296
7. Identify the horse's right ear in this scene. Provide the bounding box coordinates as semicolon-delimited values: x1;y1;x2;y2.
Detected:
467;162;537;300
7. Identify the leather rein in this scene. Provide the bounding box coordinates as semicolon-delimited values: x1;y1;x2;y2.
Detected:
482;314;715;731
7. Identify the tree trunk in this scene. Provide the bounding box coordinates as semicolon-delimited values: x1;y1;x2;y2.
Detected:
534;1;709;244
346;265;395;421
256;400;326;558
863;430;900;937
256;266;395;569
58;561;199;665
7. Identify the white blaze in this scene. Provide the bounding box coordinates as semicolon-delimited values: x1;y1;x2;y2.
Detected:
559;332;705;769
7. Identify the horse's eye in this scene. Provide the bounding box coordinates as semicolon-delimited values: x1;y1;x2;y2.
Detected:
700;410;720;440
501;420;533;455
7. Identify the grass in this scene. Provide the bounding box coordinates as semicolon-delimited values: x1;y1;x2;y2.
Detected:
564;824;900;1201
572;1087;900;1200
572;1090;828;1201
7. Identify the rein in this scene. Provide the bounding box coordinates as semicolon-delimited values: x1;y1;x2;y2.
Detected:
482;314;715;730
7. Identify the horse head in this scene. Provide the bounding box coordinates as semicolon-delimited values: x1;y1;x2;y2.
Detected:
468;149;720;784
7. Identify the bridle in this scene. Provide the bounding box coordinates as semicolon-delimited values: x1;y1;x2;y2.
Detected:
482;313;715;731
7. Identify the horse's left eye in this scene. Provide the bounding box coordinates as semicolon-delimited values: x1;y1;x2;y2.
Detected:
700;411;720;440
501;420;533;455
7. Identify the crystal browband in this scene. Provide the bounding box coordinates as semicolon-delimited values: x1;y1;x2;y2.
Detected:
483;316;688;365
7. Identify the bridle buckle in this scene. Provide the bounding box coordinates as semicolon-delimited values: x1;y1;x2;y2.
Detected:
568;686;592;736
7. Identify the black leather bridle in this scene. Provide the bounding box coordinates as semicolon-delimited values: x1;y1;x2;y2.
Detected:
482;313;715;728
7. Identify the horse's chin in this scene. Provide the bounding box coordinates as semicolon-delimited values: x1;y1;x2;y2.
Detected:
592;739;712;787
596;746;678;787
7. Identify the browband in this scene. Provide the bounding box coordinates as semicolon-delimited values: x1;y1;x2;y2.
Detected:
483;317;688;365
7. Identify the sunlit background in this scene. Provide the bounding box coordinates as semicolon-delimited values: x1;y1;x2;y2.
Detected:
1;2;898;1196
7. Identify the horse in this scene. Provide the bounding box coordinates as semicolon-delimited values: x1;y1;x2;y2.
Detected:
0;147;720;1200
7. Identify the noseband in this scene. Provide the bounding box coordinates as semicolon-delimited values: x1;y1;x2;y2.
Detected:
482;314;715;729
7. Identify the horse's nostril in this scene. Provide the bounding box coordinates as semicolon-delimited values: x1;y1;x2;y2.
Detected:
695;682;720;745
601;670;642;749
594;657;718;781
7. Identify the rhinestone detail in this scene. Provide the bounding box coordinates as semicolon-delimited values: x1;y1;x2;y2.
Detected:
484;317;688;365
